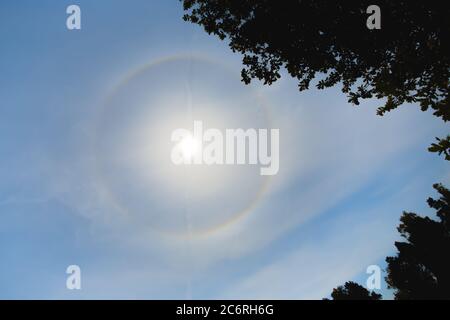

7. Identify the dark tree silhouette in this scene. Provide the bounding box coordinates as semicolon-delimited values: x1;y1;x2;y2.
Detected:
328;281;382;300
386;183;450;300
182;0;450;158
429;136;450;161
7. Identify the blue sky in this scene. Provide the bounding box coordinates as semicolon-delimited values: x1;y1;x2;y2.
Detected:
0;0;448;299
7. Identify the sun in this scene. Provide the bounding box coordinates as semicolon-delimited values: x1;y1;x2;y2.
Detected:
179;135;201;162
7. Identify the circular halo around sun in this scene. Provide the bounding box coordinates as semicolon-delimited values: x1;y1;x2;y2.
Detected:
93;56;272;238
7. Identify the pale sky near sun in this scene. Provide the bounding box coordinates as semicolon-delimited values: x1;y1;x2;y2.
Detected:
0;0;448;299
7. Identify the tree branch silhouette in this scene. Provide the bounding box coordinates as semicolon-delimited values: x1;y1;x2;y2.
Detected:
181;0;450;159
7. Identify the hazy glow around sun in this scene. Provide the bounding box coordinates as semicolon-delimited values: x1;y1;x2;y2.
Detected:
95;57;271;236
